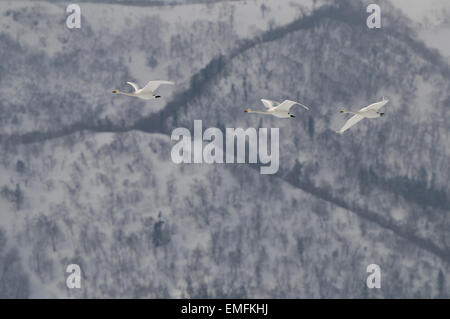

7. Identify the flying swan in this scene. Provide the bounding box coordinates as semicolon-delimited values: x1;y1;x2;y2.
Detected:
244;99;310;118
112;80;174;100
336;97;389;134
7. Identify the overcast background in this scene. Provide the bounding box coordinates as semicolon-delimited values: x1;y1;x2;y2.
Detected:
0;0;449;298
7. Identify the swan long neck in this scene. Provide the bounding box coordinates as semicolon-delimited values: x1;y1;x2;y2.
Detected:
115;90;135;97
249;109;269;115
341;110;357;115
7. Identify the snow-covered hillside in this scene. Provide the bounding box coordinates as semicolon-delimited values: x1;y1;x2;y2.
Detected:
388;0;450;59
0;0;449;298
1;131;447;298
0;0;313;135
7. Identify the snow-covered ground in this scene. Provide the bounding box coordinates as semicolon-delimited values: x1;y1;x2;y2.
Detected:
0;0;314;134
388;0;450;59
0;0;449;298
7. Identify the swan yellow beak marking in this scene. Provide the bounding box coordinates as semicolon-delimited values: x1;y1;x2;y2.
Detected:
112;90;118;93
340;109;345;113
244;109;249;113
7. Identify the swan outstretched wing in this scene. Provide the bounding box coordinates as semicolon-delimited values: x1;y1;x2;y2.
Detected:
261;99;279;109
275;100;310;112
126;82;140;92
360;99;389;112
337;114;364;134
297;102;310;110
141;80;175;93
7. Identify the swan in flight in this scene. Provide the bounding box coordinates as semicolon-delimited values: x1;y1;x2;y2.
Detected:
112;80;174;100
244;99;310;118
336;97;388;134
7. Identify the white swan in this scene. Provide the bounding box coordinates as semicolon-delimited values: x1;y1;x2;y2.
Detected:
336;97;388;134
244;99;310;118
112;80;174;100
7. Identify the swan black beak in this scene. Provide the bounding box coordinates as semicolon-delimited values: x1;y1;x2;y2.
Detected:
155;95;161;98
380;113;385;117
290;115;295;118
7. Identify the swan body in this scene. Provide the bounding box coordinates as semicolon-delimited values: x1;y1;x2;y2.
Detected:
244;99;310;118
336;97;388;134
112;80;174;100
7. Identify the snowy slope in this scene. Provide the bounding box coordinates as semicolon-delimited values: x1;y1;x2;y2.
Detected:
388;0;450;59
0;0;313;135
0;0;449;298
1;131;447;298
